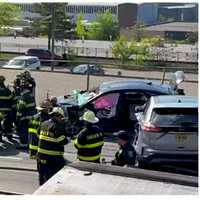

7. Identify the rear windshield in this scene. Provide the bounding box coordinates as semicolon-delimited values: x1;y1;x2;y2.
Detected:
151;108;198;126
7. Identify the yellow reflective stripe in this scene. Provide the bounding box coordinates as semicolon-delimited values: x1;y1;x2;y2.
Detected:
26;102;36;108
28;128;38;134
0;108;11;112
0;95;12;100
57;135;66;143
38;148;64;156
18;100;26;105
29;144;38;150
39;135;58;143
78;154;101;161
74;139;104;149
16;112;22;116
31;120;40;126
20;116;32;120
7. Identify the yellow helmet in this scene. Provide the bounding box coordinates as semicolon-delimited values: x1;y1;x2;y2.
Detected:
80;110;99;123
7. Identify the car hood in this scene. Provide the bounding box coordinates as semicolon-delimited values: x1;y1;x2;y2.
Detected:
57;90;96;107
2;65;24;69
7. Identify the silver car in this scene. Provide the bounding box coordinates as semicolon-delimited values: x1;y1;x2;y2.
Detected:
134;95;198;170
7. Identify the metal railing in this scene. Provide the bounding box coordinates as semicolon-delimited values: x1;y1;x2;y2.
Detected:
0;42;198;63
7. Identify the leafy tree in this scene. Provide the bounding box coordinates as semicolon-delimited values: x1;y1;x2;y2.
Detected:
75;14;87;39
112;36;160;65
0;3;20;34
112;36;134;64
87;10;119;41
32;3;74;49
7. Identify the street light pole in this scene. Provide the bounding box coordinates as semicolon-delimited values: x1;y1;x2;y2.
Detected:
51;3;56;71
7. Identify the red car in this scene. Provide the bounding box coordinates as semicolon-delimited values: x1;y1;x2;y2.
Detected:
26;48;63;66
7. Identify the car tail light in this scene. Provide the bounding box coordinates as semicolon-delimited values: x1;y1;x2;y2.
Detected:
141;122;162;132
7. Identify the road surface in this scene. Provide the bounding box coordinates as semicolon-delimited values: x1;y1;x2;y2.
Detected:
0;36;198;62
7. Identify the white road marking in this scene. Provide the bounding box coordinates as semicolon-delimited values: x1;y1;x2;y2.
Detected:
0;156;22;160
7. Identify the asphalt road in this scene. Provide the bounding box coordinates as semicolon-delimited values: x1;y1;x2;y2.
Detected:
0;68;198;105
0;68;198;194
0;169;38;194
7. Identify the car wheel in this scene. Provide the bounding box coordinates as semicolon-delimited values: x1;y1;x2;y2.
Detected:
138;160;149;169
36;67;40;70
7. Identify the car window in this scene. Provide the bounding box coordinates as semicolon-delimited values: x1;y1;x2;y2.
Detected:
8;59;25;66
150;108;198;126
92;93;120;109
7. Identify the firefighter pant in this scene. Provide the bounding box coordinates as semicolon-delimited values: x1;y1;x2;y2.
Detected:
37;158;65;186
18;119;29;145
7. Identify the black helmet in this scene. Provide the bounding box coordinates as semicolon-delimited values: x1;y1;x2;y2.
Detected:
0;75;5;83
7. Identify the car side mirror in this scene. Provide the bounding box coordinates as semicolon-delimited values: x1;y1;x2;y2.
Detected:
135;112;143;121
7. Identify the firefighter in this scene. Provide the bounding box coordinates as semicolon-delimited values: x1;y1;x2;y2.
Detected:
0;75;14;142
73;110;104;163
28;99;52;159
37;107;69;185
50;96;59;108
111;131;136;167
12;73;22;127
22;70;36;97
16;80;36;149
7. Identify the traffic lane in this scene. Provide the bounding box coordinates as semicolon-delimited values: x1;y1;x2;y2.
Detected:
0;69;198;105
0;169;39;194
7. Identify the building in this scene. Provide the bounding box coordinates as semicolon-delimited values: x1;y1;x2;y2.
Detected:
142;22;198;40
137;3;198;25
66;2;138;28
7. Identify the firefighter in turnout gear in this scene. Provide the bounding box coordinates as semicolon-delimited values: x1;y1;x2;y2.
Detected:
22;70;36;97
73;110;104;163
0;75;14;142
16;80;36;149
111;131;136;167
37;107;69;185
28;100;52;159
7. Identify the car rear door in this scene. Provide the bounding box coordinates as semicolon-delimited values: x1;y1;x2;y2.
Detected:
146;107;198;151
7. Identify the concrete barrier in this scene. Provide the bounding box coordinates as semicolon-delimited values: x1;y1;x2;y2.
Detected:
34;162;198;195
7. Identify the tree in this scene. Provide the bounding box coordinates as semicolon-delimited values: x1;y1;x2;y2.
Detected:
0;3;20;34
75;14;87;39
87;10;119;41
32;3;74;50
112;36;160;65
112;36;134;64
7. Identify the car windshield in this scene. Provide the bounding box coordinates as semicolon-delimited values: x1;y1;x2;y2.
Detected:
151;108;198;126
72;90;96;106
8;59;26;66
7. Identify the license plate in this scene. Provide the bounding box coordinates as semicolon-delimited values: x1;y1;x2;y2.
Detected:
176;134;188;145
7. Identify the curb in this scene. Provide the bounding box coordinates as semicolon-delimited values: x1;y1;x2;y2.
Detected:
0;166;37;172
69;161;198;187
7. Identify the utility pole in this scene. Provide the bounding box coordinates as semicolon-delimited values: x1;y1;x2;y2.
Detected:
51;3;56;71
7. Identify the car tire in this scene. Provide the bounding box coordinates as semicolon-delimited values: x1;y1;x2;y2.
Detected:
138;160;149;169
36;67;40;70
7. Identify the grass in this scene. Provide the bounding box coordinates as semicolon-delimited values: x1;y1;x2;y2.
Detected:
0;53;22;60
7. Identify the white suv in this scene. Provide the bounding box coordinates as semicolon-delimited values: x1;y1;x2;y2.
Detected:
134;95;198;172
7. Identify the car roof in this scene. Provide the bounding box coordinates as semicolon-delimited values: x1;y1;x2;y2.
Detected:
12;56;39;60
99;79;172;94
151;95;198;108
28;48;48;51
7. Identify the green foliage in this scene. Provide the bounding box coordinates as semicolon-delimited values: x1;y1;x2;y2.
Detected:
0;3;20;27
75;14;87;39
87;11;119;40
112;36;134;64
112;36;162;65
32;3;74;39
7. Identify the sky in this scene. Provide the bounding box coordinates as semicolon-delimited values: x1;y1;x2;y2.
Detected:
4;0;199;4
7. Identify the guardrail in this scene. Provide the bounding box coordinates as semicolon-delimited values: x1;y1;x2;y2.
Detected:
0;42;198;63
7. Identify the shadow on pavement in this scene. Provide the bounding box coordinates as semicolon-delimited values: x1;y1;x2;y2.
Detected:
0;135;28;157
